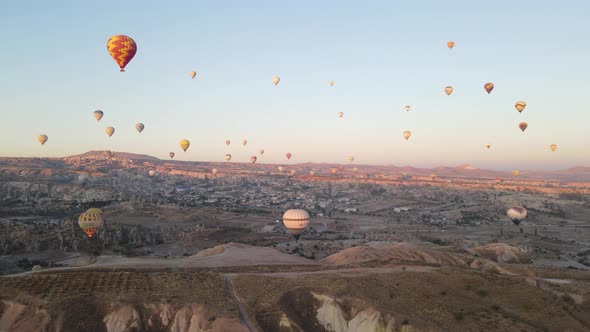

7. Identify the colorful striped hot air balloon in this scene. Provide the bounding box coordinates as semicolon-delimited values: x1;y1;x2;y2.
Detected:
484;83;494;94
78;210;104;237
515;101;526;113
106;35;137;72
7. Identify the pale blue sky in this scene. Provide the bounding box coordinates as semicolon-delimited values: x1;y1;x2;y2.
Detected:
1;1;589;170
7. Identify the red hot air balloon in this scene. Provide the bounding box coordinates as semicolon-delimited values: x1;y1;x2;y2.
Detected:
107;35;137;72
286;152;292;160
484;83;494;94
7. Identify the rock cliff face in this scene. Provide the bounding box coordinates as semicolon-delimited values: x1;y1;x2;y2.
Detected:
0;300;247;332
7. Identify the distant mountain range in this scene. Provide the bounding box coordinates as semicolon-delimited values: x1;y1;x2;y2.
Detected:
54;151;589;182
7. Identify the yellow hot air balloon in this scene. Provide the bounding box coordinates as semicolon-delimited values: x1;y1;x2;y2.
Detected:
272;76;280;85
444;86;454;95
283;209;310;240
37;134;48;146
550;144;557;152
225;140;231;146
447;40;455;49
225;154;232;161
348;155;355;162
93;110;104;122
485;144;491;149
512;169;520;177
515;101;526;113
519;122;528;132
189;71;196;79
506;207;527;226
329;81;334;87
179;139;190;152
136;123;144;133
403;131;411;140
242;139;247;146
78;211;104;238
105;127;115;137
404;105;411;112
338;112;344;118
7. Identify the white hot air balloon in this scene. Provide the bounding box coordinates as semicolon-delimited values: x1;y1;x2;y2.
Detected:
507;207;527;225
272;76;280;85
282;209;310;240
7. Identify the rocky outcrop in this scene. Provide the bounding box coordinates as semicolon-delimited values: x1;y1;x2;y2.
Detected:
0;300;247;332
469;243;532;264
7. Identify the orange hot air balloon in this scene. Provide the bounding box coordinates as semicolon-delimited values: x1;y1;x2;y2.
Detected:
515;101;526;113
444;86;453;95
286;152;292;160
331;168;337;174
512;169;520;177
447;41;455;49
519;122;528;132
106;35;137;72
403;130;411;140
550;144;557;152
484;83;494;94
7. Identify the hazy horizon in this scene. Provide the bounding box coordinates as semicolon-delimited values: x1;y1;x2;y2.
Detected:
1;1;589;170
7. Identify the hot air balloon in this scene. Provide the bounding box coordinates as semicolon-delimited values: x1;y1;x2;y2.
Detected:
225;154;232;161
136;123;144;133
352;167;358;173
484;83;494;94
282;209;310;240
447;41;455;49
550;144;557;152
169;152;175;159
519;122;528;132
515;101;526;113
338;112;344;118
403;131;411;140
278;166;284;172
506;207;527;225
348;155;355;162
225;140;231;146
189;71;196;79
86;208;103;215
93;110;104;122
331;169;337;174
250;156;257;164
259;149;265;155
329;81;334;87
512;169;520;177
309;170;316;176
405;105;411;112
286;152;292;160
444;86;454;95
148;170;156;177
242;139;247;146
106;35;137;72
486;144;491;149
78;174;89;185
78;210;104;238
430;173;437;180
105;127;115;137
212;168;218;176
179;139;190;152
290;170;296;175
37;134;48;146
338;165;344;172
272;76;280;85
